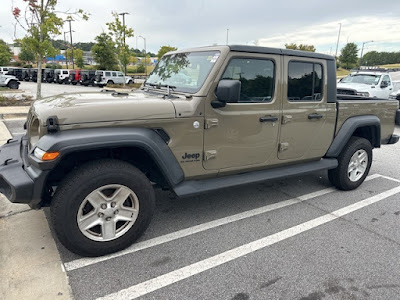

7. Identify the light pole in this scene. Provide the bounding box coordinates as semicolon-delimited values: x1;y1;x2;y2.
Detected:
65;19;74;69
335;23;342;58
119;12;129;75
63;31;69;68
360;40;373;66
226;28;229;45
139;35;147;76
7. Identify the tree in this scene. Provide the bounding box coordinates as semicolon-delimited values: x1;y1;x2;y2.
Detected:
66;48;84;68
106;12;134;75
157;45;177;60
12;1;88;99
0;40;12;65
91;33;117;70
18;47;35;64
340;43;358;69
285;43;316;52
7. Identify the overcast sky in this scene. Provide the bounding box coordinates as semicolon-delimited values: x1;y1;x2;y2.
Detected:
2;0;400;56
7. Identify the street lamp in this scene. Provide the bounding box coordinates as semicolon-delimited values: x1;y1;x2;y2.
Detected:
335;23;342;58
360;40;373;66
119;12;129;75
139;35;147;76
65;19;75;69
64;31;69;68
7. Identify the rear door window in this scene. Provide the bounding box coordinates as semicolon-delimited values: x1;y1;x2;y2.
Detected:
105;72;111;76
112;72;117;77
288;61;323;101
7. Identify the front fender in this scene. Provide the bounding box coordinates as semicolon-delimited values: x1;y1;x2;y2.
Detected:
33;127;185;186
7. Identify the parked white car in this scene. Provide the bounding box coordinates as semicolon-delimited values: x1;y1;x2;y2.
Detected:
0;67;11;75
54;69;71;84
0;74;20;89
94;70;134;87
337;72;394;99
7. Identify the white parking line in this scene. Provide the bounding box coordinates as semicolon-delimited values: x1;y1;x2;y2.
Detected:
96;184;400;300
64;174;381;272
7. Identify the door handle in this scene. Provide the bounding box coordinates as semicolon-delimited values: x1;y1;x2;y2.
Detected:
260;116;278;122
308;113;323;120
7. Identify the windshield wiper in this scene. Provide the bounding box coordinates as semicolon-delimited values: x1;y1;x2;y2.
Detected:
144;83;177;96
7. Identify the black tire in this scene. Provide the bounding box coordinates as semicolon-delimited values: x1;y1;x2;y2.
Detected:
107;80;114;85
50;159;155;257
328;137;372;191
7;80;19;89
128;80;133;84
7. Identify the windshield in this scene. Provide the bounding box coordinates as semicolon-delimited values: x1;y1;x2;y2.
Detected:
146;51;220;93
341;74;381;85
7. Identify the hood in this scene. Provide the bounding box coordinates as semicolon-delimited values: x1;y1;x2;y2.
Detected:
32;90;176;125
337;82;375;92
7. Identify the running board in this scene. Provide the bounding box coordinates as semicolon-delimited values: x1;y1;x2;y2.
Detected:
173;158;338;197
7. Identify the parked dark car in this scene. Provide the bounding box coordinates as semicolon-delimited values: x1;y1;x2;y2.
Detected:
80;70;96;86
22;69;31;81
6;68;25;81
43;69;55;83
30;69;46;82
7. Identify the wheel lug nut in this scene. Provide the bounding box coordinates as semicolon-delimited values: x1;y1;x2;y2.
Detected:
111;202;116;208
98;213;104;217
114;210;119;215
106;217;111;221
101;204;107;209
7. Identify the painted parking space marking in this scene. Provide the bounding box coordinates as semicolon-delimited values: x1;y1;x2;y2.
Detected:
96;184;400;300
65;174;381;271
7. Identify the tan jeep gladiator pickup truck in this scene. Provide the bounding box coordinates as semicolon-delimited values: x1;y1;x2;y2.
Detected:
0;45;398;256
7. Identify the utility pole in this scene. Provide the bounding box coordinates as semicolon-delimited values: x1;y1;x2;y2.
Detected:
119;12;129;75
65;19;74;69
63;31;69;68
139;35;147;76
335;23;341;58
226;28;229;45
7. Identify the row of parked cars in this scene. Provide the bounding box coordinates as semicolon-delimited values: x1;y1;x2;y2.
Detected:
0;67;134;88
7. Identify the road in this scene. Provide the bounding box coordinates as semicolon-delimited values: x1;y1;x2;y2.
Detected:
4;111;400;300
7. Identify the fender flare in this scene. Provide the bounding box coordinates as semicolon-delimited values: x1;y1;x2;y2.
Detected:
34;127;185;187
325;115;380;158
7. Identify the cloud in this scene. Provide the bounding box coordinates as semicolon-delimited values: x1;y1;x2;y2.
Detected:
256;16;400;55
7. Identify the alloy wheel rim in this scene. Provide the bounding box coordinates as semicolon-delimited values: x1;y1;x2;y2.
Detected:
77;184;139;242
347;149;368;182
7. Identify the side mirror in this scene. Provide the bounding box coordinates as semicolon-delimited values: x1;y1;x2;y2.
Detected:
212;80;241;108
381;81;389;88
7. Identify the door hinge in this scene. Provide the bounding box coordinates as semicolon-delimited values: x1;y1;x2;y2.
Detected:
205;118;219;129
282;115;292;124
204;150;217;160
279;142;289;152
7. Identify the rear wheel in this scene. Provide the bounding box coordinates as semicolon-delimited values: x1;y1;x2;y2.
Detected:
107;80;114;85
50;159;155;257
328;137;372;190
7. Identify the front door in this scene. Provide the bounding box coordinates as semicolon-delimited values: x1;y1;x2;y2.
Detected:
278;57;335;161
203;53;281;170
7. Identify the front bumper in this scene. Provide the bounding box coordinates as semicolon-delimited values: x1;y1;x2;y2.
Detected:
0;136;46;208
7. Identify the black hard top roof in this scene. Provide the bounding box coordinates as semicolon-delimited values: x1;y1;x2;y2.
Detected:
229;45;335;61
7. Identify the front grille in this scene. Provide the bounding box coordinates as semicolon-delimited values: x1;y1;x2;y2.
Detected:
337;88;357;95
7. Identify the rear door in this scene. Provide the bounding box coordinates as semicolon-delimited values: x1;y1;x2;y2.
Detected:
278;57;336;161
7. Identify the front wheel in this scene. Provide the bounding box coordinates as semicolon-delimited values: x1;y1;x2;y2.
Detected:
328;137;372;190
50;159;155;256
7;80;19;89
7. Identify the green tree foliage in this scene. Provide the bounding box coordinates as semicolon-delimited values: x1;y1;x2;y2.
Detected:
106;12;134;73
18;47;35;64
132;48;156;57
285;43;316;52
12;1;88;99
74;42;95;52
157;46;178;60
339;43;358;69
360;51;400;66
91;33;117;70
66;48;84;68
0;40;13;65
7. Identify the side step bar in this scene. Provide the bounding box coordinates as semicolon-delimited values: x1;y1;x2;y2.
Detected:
173;158;338;197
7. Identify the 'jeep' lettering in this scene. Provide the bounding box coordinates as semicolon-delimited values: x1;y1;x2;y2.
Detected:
181;152;201;160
